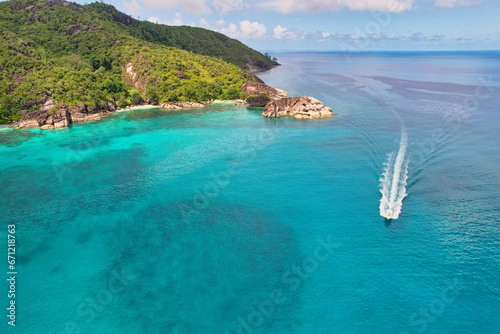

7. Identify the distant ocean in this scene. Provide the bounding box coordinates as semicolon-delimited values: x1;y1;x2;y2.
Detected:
1;52;499;333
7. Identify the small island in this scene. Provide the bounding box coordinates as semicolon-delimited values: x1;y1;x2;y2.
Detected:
241;81;333;119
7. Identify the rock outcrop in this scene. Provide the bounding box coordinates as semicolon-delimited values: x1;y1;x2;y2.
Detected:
240;81;287;99
39;99;54;112
65;24;99;36
40;107;71;129
77;102;87;113
13;100;117;129
241;80;332;119
107;101;117;111
246;94;270;107
242;56;279;72
160;101;205;109
175;70;190;80
233;99;247;106
262;96;333;119
124;55;150;95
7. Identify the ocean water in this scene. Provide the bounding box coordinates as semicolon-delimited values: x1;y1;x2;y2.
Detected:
1;52;499;333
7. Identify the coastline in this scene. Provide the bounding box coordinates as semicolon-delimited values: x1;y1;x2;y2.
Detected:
115;104;162;112
7;74;332;130
7;99;251;130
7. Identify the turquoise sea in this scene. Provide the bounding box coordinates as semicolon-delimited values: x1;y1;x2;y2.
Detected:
1;52;500;333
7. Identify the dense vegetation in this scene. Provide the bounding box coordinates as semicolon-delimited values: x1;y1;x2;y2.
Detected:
0;0;275;124
85;2;278;71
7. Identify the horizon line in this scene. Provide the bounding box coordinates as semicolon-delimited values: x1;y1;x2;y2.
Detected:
262;49;500;53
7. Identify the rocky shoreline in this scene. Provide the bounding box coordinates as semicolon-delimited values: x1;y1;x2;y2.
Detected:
13;98;117;130
11;99;242;130
263;96;333;118
241;81;333;119
10;79;332;130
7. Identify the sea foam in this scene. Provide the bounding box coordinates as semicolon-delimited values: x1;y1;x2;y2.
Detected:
379;129;409;219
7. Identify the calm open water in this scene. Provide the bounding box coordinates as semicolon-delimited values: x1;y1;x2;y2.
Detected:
1;52;499;333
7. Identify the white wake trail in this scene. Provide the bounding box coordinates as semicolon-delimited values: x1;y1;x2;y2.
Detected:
379;129;409;220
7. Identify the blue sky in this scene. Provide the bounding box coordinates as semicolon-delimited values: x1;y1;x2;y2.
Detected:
80;0;500;51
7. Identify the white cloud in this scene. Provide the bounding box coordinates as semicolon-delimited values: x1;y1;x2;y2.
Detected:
220;23;240;37
215;19;226;26
123;0;142;16
199;18;211;28
219;21;267;39
273;25;301;39
212;0;246;16
259;0;414;14
273;25;287;39
143;0;211;15
171;12;183;25
239;20;267;38
328;31;450;45
147;12;183;26
434;0;481;8
273;25;333;40
147;16;162;24
306;30;331;41
126;0;420;19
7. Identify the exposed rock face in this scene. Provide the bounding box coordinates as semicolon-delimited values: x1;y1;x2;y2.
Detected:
13;100;115;129
240;81;287;99
175;70;190;80
39;99;54;112
160;101;205;109
65;24;99;36
40;108;71;129
70;112;102;123
246;94;270;107
77;103;87;113
242;56;280;72
25;99;37;109
107;101;117;111
242;79;332;119
16;117;42;129
108;8;139;27
124;55;150;94
263;96;333;119
233;99;247;106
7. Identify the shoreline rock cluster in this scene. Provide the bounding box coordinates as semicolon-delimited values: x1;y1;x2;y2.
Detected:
13;98;116;130
263;96;333;118
241;81;333;119
11;80;331;130
240;81;288;100
11;98;248;129
160;101;205;109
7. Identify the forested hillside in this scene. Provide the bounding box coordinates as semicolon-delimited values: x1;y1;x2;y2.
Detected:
0;0;275;124
85;2;278;71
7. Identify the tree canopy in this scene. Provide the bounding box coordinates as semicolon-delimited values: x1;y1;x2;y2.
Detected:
0;0;276;124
